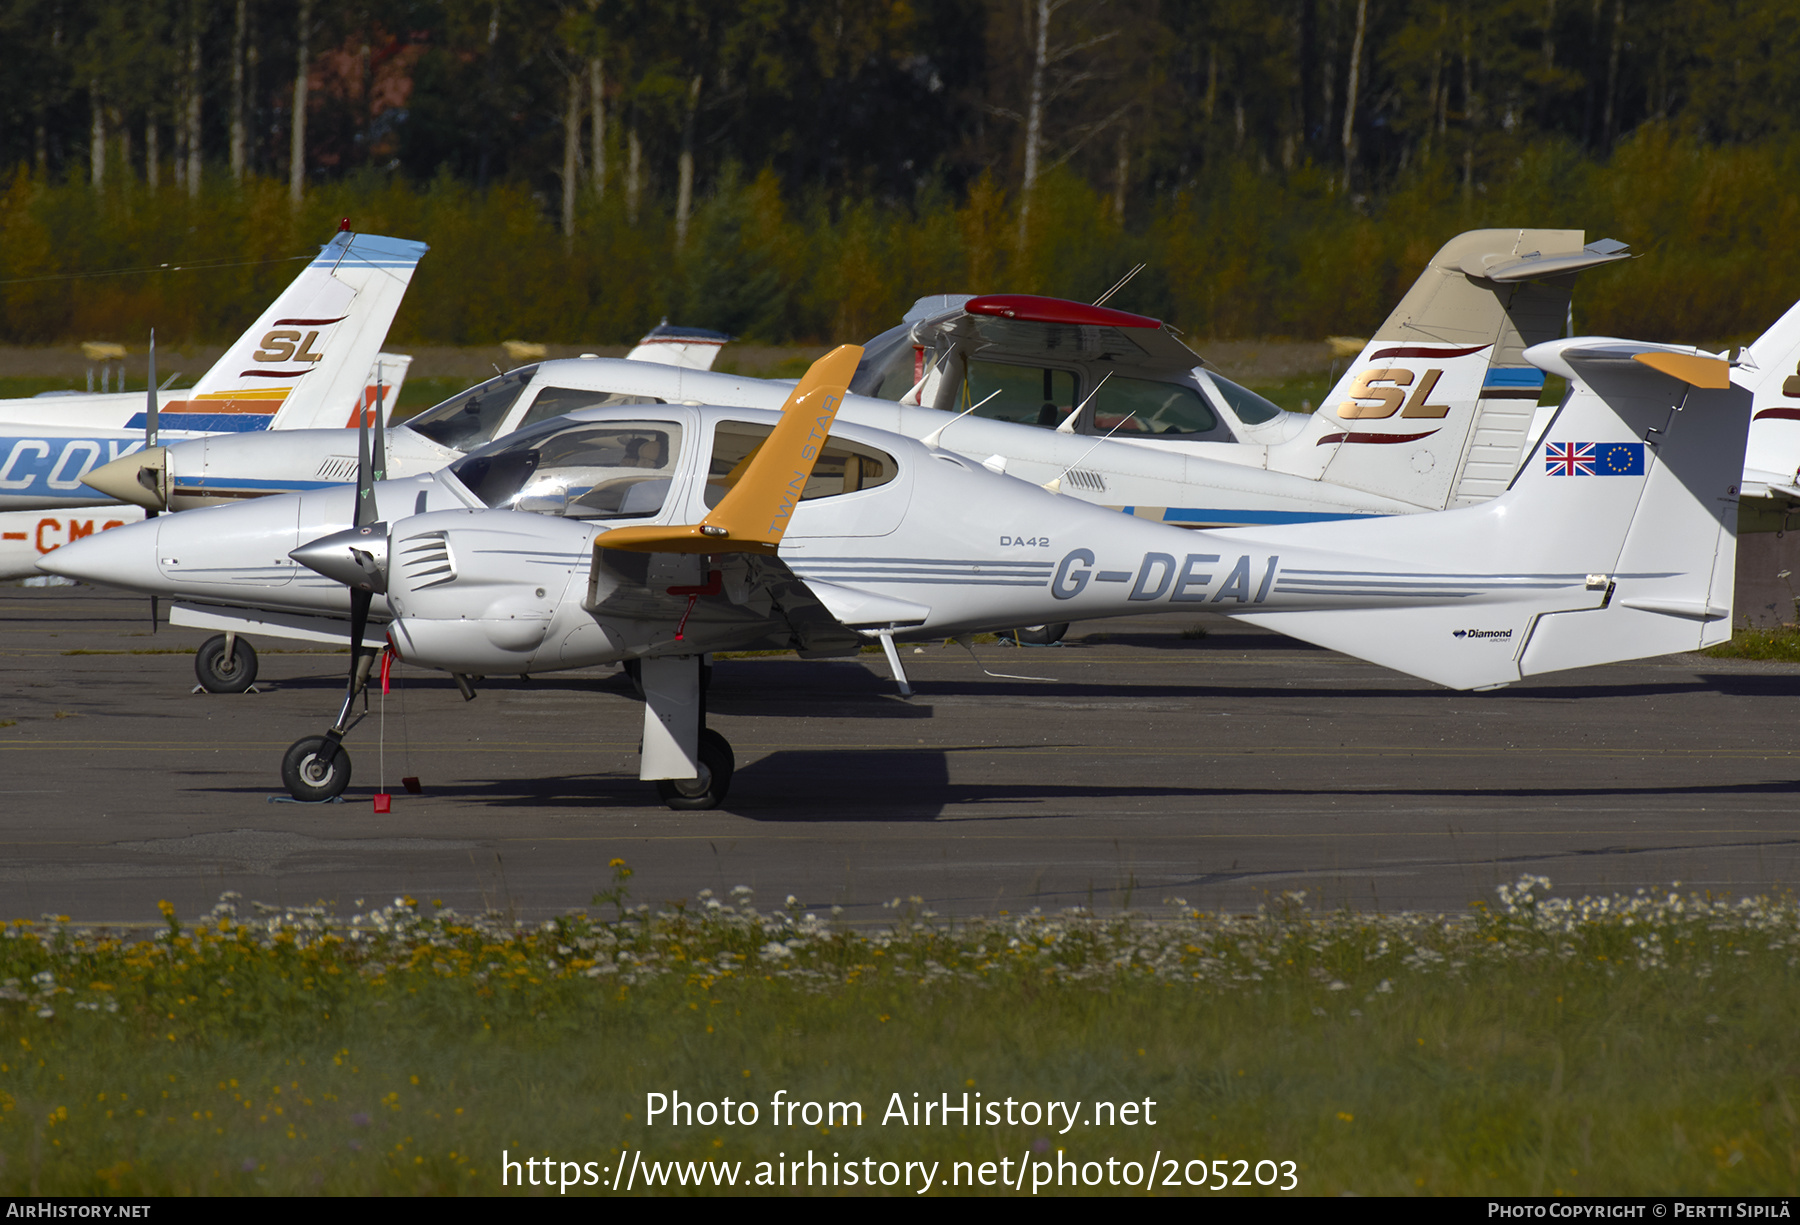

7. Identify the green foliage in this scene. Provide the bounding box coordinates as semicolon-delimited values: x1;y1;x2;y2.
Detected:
0;878;1795;1194
8;127;1800;349
1703;625;1800;663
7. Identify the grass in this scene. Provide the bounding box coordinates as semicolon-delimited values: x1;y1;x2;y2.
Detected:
1703;625;1800;663
0;874;1793;1196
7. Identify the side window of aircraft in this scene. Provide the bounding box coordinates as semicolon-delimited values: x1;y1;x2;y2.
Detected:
1207;374;1287;425
703;422;897;508
1089;377;1220;436
963;359;1080;428
448;419;683;519
515;385;669;433
404;366;540;452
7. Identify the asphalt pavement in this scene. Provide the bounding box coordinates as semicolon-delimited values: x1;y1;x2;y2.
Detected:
3;585;1797;924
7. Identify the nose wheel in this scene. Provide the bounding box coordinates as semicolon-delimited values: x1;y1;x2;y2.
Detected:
195;633;259;693
281;734;352;801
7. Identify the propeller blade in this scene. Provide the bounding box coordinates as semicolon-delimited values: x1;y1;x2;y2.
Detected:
354;389;376;529
145;330;158;450
372;361;387;482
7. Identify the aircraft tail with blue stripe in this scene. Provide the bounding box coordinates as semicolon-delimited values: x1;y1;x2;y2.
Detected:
1268;229;1631;511
130;227;428;436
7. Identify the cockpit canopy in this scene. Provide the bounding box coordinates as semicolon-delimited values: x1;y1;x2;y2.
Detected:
405;366;668;453
449;418;683;518
444;410;904;523
850;296;1287;440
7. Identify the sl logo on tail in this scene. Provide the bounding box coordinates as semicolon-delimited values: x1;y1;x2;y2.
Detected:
1338;368;1452;419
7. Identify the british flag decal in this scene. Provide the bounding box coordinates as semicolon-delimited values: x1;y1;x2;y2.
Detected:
1546;442;1645;476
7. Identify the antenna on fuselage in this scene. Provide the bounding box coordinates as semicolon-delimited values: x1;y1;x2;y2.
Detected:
920;389;1001;450
1092;263;1146;308
1054;371;1113;435
1043;409;1137;493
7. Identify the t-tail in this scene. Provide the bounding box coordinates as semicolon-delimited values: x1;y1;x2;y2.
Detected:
1268;229;1631;511
1223;337;1747;689
134;224;428;437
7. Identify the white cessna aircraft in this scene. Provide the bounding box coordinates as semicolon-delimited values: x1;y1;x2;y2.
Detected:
0;224;427;581
73;228;1627;673
45;310;1755;808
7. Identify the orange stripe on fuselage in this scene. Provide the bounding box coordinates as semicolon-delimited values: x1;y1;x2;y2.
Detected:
164;388;292;414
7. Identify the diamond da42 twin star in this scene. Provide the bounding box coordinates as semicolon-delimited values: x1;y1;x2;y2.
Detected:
44;319;1755;808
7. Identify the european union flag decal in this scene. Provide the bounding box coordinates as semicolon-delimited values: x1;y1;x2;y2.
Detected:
1546;441;1645;476
1594;442;1645;474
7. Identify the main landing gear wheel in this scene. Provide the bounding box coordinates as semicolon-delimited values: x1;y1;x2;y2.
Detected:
655;728;734;811
281;736;352;802
195;634;259;693
1011;623;1069;646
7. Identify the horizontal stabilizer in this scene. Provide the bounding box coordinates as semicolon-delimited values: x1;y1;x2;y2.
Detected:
1531;340;1733;389
1463;242;1631;282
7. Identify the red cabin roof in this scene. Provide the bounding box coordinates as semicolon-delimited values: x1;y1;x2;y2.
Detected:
963;294;1162;330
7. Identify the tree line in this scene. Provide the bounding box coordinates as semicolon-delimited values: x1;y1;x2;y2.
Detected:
0;1;1796;346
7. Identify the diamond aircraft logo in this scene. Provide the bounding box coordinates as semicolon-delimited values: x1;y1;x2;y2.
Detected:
1453;628;1513;640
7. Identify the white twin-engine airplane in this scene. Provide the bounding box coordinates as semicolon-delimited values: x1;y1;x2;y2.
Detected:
0;224;427;579
44;315;1753;809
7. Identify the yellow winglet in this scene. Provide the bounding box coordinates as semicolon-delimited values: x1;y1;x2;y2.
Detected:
1632;351;1732;389
595;343;863;554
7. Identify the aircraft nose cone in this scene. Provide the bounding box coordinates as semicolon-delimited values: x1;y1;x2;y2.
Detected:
80;447;168;511
37;516;164;591
290;523;388;592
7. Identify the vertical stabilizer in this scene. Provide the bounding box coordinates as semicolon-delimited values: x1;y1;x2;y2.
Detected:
140;229;427;435
1269;229;1630;510
1228;337;1746;688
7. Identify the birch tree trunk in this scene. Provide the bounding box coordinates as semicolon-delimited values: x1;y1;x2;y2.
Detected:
185;13;203;197
145;119;158;189
561;71;581;240
290;0;312;204
626;122;641;225
589;56;605;197
674;73;701;250
1340;0;1366;192
230;0;246;181
89;83;105;188
1018;0;1050;244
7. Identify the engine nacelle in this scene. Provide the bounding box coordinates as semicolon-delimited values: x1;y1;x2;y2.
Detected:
388;614;548;672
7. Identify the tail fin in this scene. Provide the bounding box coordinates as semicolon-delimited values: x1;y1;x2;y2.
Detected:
1734;295;1800;498
1269;229;1630;510
626;320;732;371
1233;338;1747;688
141;228;427;435
345;352;415;430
